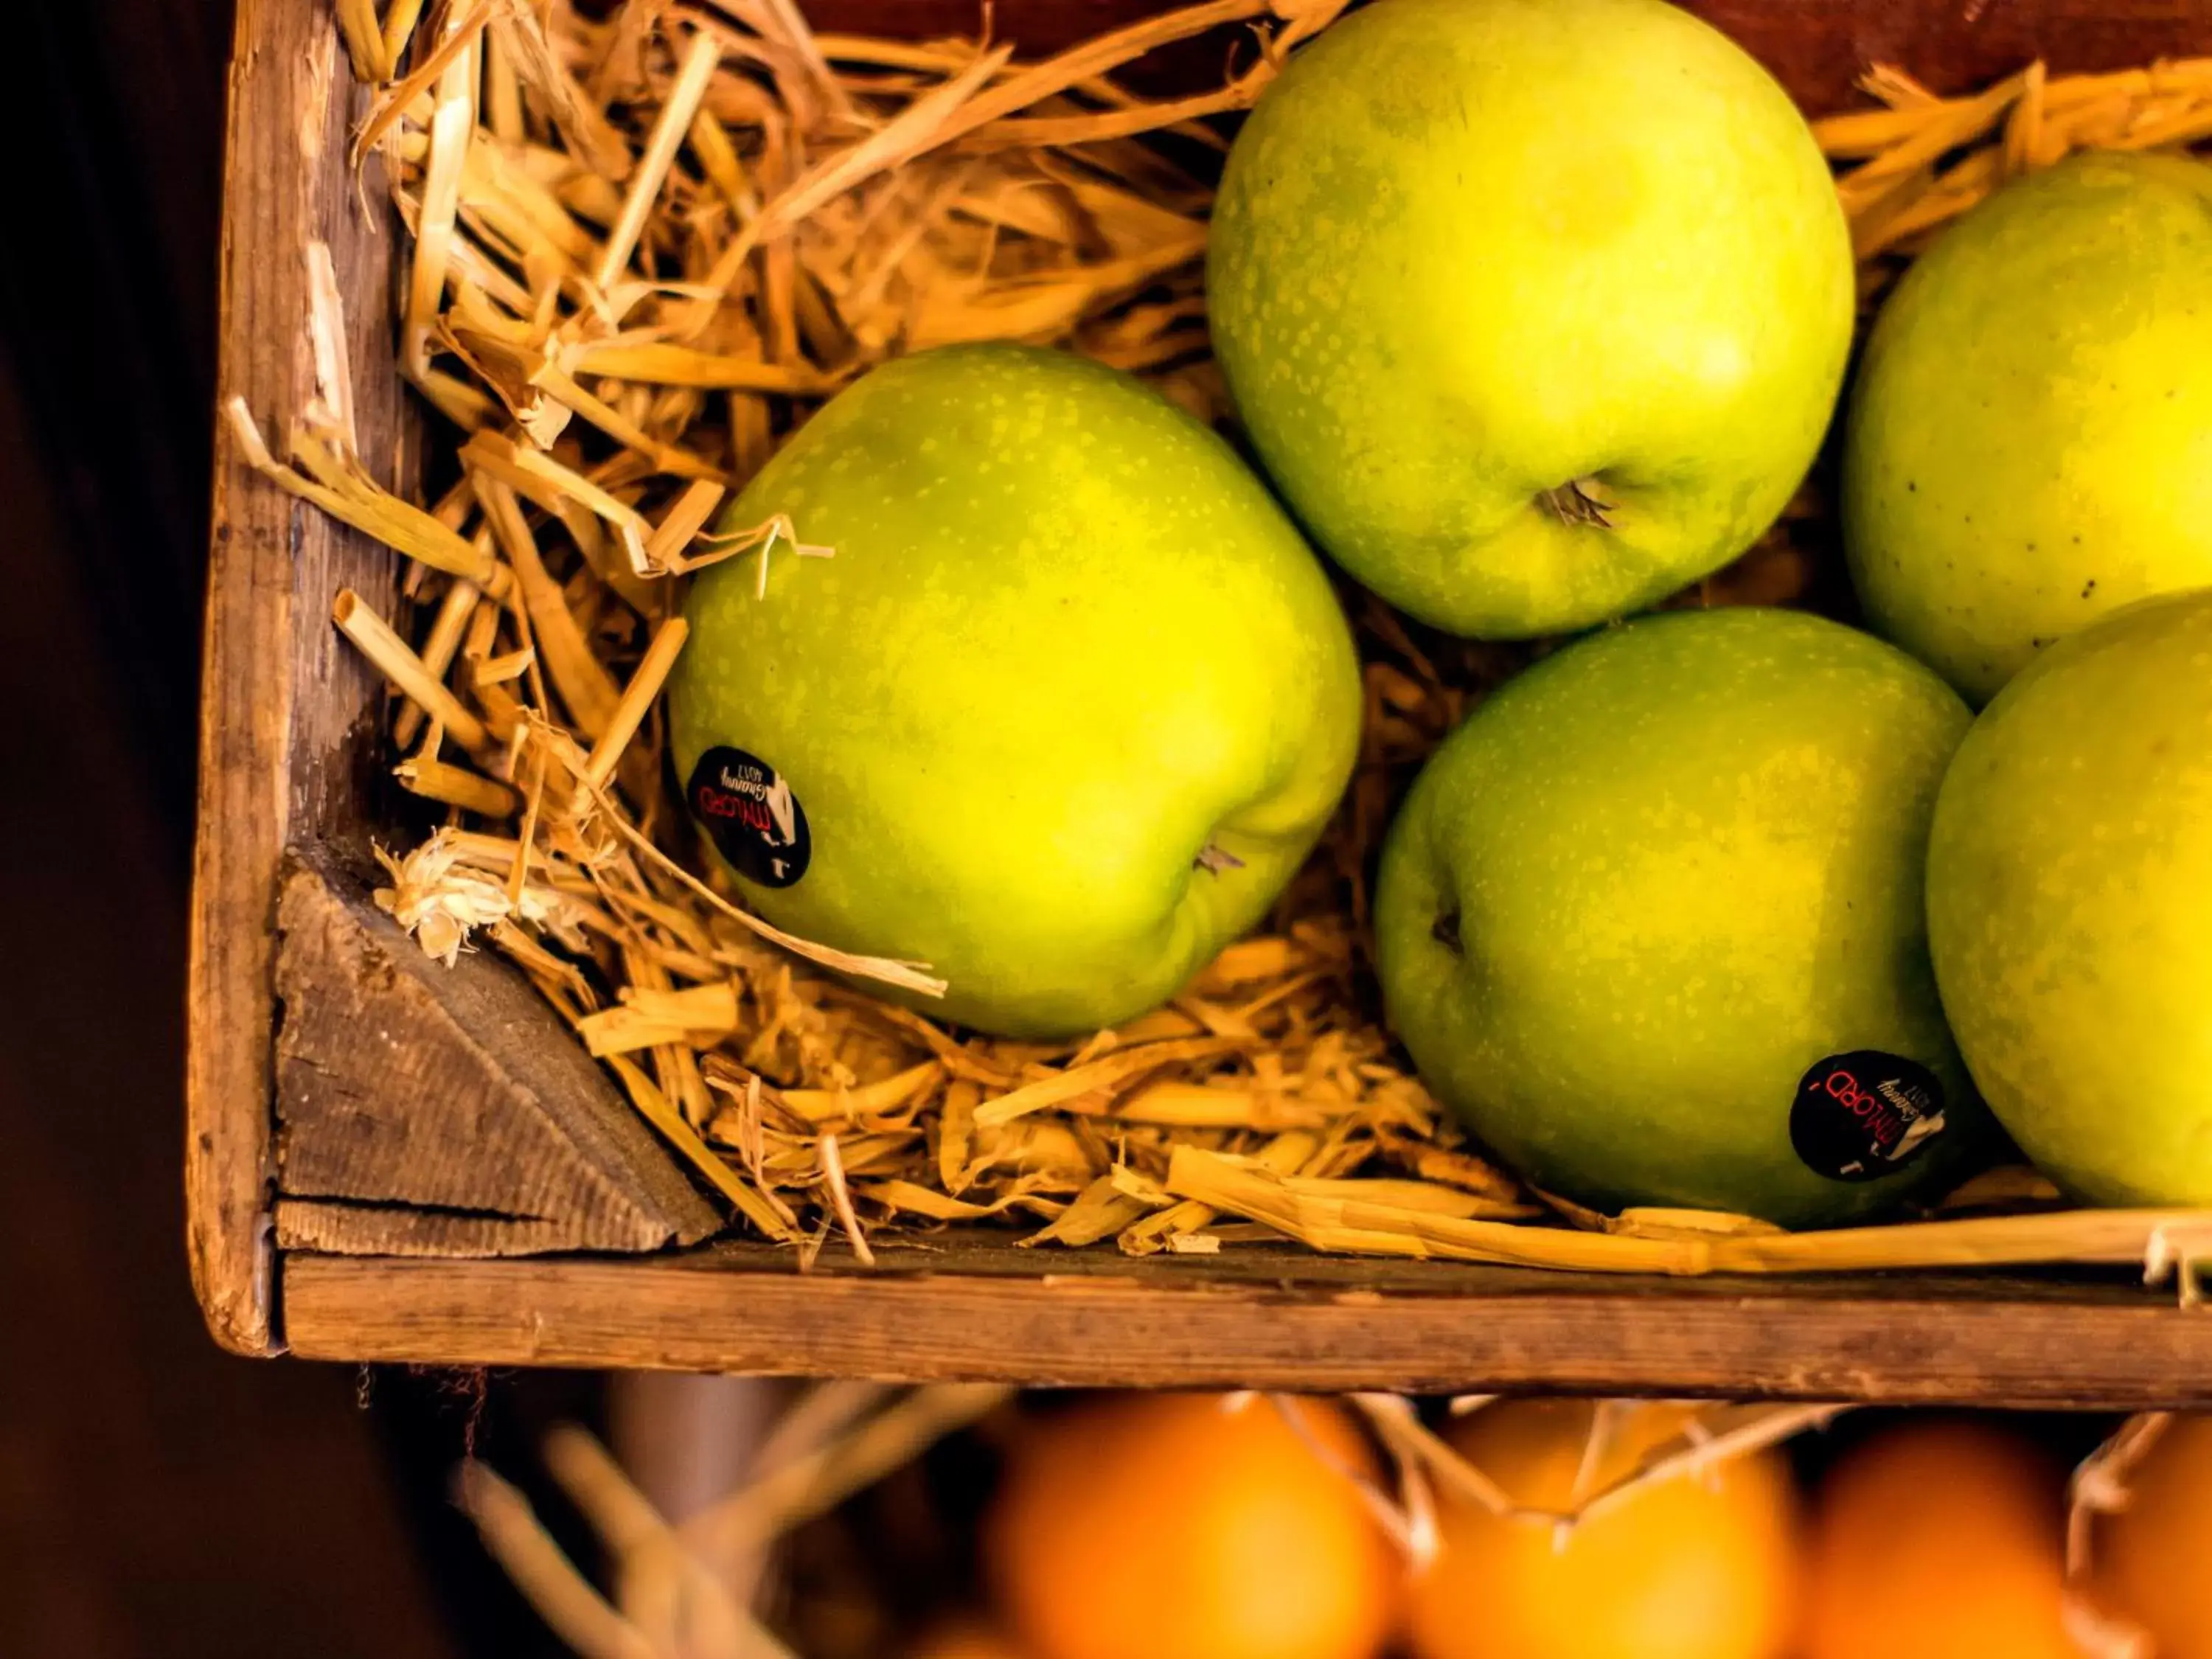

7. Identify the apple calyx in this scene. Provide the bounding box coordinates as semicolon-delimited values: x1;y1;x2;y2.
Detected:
1430;908;1463;955
1194;841;1246;874
1540;476;1617;529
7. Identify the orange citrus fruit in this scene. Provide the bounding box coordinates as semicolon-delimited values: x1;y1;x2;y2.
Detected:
1799;1417;2076;1659
2090;1413;2212;1658
1402;1398;1801;1659
982;1391;1395;1659
908;1616;1031;1659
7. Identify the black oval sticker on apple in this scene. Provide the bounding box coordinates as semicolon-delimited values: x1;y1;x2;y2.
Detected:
1790;1050;1948;1182
686;745;810;888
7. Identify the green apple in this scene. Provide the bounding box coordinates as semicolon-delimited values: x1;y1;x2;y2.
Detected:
1375;608;1983;1225
1208;0;1853;640
1843;152;2212;705
669;344;1363;1040
1927;590;2212;1206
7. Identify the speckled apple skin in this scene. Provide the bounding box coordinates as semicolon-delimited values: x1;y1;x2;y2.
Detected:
1844;151;2212;705
1928;590;2212;1206
1208;0;1853;640
1376;608;1984;1225
672;344;1363;1039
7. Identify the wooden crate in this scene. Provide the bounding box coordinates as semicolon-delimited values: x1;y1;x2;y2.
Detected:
190;0;2212;1405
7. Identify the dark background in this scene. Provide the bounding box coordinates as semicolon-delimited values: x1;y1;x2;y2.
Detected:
0;4;580;1652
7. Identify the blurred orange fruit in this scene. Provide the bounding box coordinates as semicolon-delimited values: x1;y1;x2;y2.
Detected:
908;1615;1031;1659
1800;1417;2076;1659
2090;1413;2212;1658
983;1391;1395;1659
1402;1398;1801;1659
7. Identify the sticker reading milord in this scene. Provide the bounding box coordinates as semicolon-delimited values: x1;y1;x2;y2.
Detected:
1790;1050;1950;1182
686;745;810;888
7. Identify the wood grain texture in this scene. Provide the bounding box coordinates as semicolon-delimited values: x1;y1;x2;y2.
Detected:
283;1238;2212;1408
189;0;406;1355
807;0;2212;112
272;858;720;1256
1687;0;2212;114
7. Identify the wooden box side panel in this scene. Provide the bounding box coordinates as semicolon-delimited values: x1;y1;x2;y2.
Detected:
284;1247;2212;1409
800;0;2212;114
1687;0;2212;114
188;0;408;1354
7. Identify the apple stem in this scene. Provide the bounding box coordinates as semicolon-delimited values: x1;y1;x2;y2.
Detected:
1540;476;1617;529
1194;841;1245;874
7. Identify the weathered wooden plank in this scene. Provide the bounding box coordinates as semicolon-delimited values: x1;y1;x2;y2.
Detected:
284;1241;2212;1408
272;858;721;1256
188;0;407;1356
805;0;2212;114
1688;0;2212;115
273;1199;672;1257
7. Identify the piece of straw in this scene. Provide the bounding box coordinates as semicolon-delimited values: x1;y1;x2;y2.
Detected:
333;0;385;82
452;1461;661;1659
683;1385;1015;1568
477;476;623;739
538;1425;793;1659
394;753;521;816
2062;1413;2168;1658
225;397;501;588
973;1036;1245;1128
594;31;724;293
394;573;488;748
816;1132;876;1265
333;588;490;754
584;617;687;792
604;1054;799;1243
402;15;482;376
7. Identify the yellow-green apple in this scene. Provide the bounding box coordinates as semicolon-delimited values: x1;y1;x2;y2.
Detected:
1375;607;1983;1225
1208;0;1853;639
671;344;1363;1039
1844;151;2212;704
1927;589;2212;1205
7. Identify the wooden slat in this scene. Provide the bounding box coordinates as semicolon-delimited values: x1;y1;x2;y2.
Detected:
285;1241;2212;1408
1687;0;2212;115
804;0;2212;114
189;0;408;1357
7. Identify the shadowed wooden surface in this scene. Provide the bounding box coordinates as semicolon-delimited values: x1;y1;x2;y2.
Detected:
189;0;412;1354
285;1237;2212;1408
805;0;2212;112
1685;0;2212;114
272;858;720;1256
